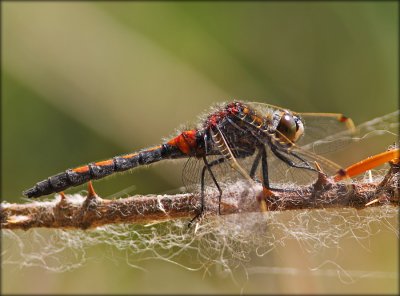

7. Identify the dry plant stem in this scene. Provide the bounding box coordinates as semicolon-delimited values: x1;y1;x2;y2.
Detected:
1;164;399;231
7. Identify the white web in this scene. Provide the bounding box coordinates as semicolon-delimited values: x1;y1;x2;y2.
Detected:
2;205;399;283
2;205;398;280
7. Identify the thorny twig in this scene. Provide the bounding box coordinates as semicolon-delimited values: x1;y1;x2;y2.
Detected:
1;163;398;231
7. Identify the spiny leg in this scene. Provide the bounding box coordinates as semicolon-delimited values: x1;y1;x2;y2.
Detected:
258;145;271;211
189;156;225;226
258;145;315;210
255;145;286;192
249;149;262;179
271;146;316;172
227;111;316;173
260;146;270;189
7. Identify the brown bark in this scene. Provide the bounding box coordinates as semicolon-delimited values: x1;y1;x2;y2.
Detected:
1;163;398;231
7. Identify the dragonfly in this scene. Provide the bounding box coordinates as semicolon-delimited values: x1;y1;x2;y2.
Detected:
23;101;356;222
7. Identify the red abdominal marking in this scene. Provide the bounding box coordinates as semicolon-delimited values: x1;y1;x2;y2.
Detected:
168;130;198;155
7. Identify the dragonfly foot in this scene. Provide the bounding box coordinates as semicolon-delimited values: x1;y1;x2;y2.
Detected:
188;207;207;228
257;187;275;212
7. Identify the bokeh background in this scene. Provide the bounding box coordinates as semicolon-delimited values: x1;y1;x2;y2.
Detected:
2;2;398;294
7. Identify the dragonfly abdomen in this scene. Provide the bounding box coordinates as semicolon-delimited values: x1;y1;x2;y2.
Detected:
23;144;183;198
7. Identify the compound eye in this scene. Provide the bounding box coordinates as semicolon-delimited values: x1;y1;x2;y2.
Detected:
276;113;303;143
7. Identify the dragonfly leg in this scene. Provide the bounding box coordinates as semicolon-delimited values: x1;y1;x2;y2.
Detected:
271;146;316;172
252;146;285;192
188;156;225;226
249;149;262;179
259;146;270;189
255;145;278;211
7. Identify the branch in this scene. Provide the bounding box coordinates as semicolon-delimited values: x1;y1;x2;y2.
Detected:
1;163;398;231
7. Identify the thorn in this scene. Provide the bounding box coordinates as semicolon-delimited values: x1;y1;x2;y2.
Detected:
84;181;102;206
56;191;69;208
87;181;97;199
81;182;102;218
313;161;330;188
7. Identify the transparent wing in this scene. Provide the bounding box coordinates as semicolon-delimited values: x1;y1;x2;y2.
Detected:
182;154;253;195
245;142;344;188
182;157;203;193
184;105;397;192
234;102;349;186
184;102;356;192
247;102;356;155
246;101;287;122
297;112;355;154
182;156;232;194
246;101;291;113
262;145;319;187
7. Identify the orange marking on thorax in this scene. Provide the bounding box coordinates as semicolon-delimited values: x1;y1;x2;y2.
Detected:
334;148;399;181
73;165;89;173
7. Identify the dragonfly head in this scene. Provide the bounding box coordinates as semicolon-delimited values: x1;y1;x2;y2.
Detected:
274;111;304;145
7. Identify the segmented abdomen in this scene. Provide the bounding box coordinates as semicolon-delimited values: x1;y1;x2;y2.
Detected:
23;144;181;198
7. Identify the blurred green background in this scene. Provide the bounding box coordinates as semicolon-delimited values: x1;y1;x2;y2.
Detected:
2;2;398;294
